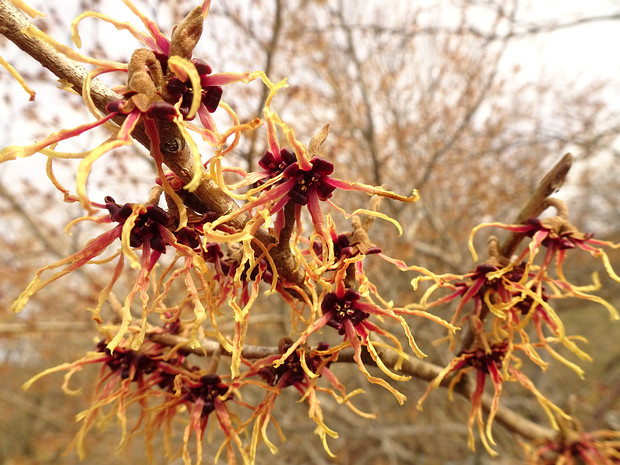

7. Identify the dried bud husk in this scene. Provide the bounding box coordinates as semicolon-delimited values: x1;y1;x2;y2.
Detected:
169;6;204;60
128;49;161;96
308;124;329;158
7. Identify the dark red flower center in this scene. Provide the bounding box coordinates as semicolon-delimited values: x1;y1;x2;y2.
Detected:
313;232;381;259
258;148;297;178
166;58;223;118
258;149;337;205
259;342;330;388
105;196;171;253
283;156;336;205
322;289;369;335
187;374;231;417
462;343;508;374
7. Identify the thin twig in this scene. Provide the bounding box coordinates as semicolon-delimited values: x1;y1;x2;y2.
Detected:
500;152;573;259
0;321;93;334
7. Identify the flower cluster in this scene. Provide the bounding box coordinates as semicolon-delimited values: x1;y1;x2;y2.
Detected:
24;333;372;463
23;334;246;465
208;105;418;243
5;1;619;465
240;339;373;459
417;336;569;455
527;427;620;465
415;200;620;453
0;0;258;211
4;2;427;459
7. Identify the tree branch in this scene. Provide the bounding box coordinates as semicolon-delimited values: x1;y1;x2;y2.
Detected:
0;0;307;292
149;331;558;443
500;152;573;258
242;0;283;172
336;0;382;186
0;321;93;334
0;0;239;221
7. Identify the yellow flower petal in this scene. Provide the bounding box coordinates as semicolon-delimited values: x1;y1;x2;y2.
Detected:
0;55;36;100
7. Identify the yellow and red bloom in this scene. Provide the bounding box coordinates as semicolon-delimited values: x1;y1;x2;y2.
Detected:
0;0;258;211
274;265;456;404
209;100;418;244
469;201;620;322
528;428;620;465
417;337;569;456
23;333;251;465
243;340;373;459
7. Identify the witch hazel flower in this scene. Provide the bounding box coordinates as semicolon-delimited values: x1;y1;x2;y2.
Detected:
413;236;517;328
299;213;385;296
453;200;619;374
417;337;570;456
413;231;593;378
273;266;456;404
70;0;250;134
418;339;508;455
170;373;250;465
104;195;172;254
490;268;595;378
8;198;156;316
210;84;418;244
2;1;270;356
468;198;620;322
21;337;183;459
9;194;212;353
528;426;620;465
311;214;381;262
244;339;374;459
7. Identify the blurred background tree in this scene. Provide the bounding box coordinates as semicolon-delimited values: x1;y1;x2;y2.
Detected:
1;0;619;464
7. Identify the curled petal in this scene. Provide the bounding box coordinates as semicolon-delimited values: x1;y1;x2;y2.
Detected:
328;177;419;203
23;25;125;68
10;226;122;314
173;115;203;192
201;71;257;87
343;321;407;405
71;10;162;52
11;0;45;17
76;111;141;211
168;56;202;120
121;0;169;54
1;113;117;163
0;55;36;100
